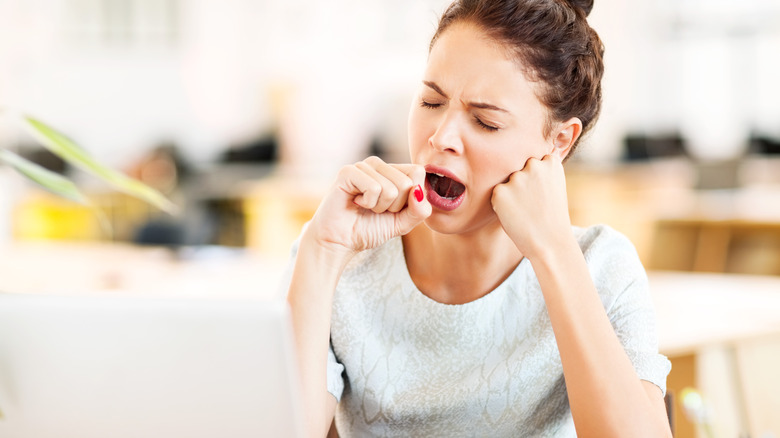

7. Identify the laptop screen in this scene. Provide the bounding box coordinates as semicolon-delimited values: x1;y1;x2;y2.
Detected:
0;293;304;438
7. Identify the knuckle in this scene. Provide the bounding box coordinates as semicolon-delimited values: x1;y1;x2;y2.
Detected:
338;164;354;178
494;183;514;201
364;155;382;166
382;185;399;202
398;176;414;192
491;186;504;202
368;182;382;195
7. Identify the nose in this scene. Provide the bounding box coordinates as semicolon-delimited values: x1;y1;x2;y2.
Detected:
429;111;464;154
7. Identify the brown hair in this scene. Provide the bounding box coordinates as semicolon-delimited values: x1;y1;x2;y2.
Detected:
430;0;604;154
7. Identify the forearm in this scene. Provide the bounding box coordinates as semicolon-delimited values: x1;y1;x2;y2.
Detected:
287;229;353;438
530;237;671;438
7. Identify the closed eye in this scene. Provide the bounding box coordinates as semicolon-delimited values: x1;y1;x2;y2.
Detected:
421;101;442;109
474;116;499;132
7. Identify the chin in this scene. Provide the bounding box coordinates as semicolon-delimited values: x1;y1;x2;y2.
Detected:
422;216;462;235
422;211;502;237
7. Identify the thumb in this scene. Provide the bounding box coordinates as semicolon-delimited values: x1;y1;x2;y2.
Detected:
395;184;431;235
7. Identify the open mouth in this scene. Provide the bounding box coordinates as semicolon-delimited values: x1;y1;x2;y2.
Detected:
426;172;465;199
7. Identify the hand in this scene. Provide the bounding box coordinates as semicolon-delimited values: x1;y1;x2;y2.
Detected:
491;154;572;260
307;156;432;257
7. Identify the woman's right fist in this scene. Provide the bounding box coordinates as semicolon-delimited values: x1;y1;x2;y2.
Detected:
307;156;432;256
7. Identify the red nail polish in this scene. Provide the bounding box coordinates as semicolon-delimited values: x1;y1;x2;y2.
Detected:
414;185;424;202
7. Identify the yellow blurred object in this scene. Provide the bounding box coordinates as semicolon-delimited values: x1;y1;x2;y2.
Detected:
12;189;159;242
243;176;325;258
12;190;101;241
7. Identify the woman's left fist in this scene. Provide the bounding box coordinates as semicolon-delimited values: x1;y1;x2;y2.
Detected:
491;154;572;260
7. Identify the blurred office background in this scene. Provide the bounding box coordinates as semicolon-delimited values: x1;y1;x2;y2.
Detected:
1;0;780;437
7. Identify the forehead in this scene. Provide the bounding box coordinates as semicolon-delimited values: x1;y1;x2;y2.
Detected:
425;22;542;106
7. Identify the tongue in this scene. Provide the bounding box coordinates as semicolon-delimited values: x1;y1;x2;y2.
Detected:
428;173;465;199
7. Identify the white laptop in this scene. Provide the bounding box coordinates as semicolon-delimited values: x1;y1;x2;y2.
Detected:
0;293;305;438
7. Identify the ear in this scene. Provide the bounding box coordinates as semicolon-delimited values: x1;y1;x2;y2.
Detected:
551;117;582;161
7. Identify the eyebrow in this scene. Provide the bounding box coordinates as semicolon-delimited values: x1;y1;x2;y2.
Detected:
470;102;509;113
423;81;448;98
422;80;510;114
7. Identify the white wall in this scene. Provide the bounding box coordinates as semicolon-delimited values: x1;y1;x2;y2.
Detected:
0;0;450;170
1;0;779;169
585;0;780;162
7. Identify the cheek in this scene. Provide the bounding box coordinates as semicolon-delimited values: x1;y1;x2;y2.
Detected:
467;153;516;194
501;137;550;169
484;143;531;178
407;107;423;152
491;157;523;185
473;138;547;187
407;106;434;156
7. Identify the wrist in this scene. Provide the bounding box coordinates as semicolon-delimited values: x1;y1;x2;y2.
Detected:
300;225;357;271
524;230;581;267
287;227;356;307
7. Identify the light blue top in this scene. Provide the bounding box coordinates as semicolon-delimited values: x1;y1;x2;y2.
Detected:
284;224;671;437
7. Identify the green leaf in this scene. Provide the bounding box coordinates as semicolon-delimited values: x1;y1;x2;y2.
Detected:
21;116;178;215
0;149;89;204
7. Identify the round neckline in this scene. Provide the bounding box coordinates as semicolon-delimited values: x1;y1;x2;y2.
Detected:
393;237;529;311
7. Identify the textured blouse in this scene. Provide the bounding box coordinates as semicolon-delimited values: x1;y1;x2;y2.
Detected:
284;224;671;437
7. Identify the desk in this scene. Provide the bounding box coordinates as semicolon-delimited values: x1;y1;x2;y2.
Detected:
0;242;288;299
650;271;780;438
651;271;780;356
2;245;779;437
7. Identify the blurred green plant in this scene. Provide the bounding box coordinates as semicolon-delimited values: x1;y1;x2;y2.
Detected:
680;387;716;438
0;113;176;419
0;113;176;215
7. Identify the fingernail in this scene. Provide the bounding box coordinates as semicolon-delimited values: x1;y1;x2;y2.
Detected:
414;185;424;202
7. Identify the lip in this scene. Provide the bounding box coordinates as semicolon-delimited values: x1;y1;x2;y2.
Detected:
424;164;466;211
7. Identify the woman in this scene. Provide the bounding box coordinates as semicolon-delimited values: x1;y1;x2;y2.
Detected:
286;0;672;436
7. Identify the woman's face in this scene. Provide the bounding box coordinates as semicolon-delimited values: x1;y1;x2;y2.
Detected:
408;22;555;235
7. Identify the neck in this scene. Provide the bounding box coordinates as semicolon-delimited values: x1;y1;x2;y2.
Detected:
403;220;523;304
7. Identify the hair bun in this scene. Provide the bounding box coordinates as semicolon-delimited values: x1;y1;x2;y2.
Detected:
565;0;594;17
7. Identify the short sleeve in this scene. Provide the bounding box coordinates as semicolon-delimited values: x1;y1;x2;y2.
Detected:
579;225;672;395
611;275;672;395
327;344;346;402
278;226;347;402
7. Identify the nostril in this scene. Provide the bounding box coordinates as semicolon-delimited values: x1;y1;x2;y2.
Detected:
430;137;459;154
440;144;459;154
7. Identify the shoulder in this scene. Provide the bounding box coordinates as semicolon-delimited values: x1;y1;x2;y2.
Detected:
574;224;643;272
573;224;648;302
574;224;638;260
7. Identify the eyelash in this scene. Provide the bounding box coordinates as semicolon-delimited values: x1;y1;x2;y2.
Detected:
420;100;500;132
474;117;499;132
